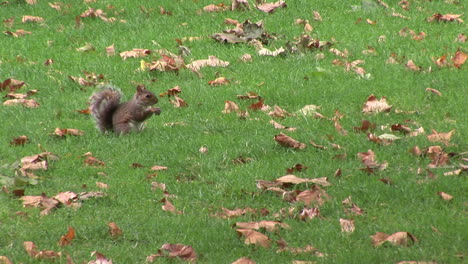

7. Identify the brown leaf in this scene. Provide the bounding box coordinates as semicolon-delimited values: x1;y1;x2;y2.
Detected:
53;191;78;205
4;29;32;37
236;220;290;232
426;146;450;168
151;165;168;171
256;0;287;14
295;185;330;206
276;175;331;187
406;60;421;71
83;154;105;167
425;88;442;96
208;76;230;86
21;194;59;215
108;222;123;237
232;257;256;264
215;207;257;219
170;95;188;107
10;135;29;146
286;164;308;173
22;15;44;23
427;13;464;23
119;49;151;60
427;129;454;145
277;244;323;256
89;251;112;264
455;33;466;43
362;95;392;113
58;227;75;246
149;243;197;263
366;18;377;25
452;49;467;68
53;128;84;137
96;182;108;189
339;218;355;233
23;241;61;259
371;231;417;247
274;133;307;149
106;44;115;56
0;256;13;264
236;229;271;248
313;11;322;21
160;198;182;214
342;196;364;215
437;192;453;201
354;120;376;133
231;0;250;11
221;100;240;114
0;78;26;92
186;56;229;72
3;99;39;108
299;207;320;221
203;3;229;12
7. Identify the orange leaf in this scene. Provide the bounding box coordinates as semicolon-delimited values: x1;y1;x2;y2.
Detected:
58;227;75;246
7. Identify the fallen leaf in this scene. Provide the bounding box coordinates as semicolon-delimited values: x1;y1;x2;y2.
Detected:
83;153;105;167
426;146;450;168
268;105;290;118
96;182;108;189
4;29;32;37
208;76;230;86
354;120;376;133
170;95;188;107
147;243;197;263
160;198;182;214
362;94;392;113
231;0;250;11
3;99;39;108
76;43;95;52
236;229;271;248
53;128;84;137
24;241;61;260
214;207;257;219
452;49;467;68
286;164;308;173
186;56;229;72
277;244;324;256
58;227;75;246
0;78;26;91
342;196;364;215
22;15;44;23
151;165;168;171
0;256;13;264
199;146;208;154
108;222;123;237
203;3;229;12
232;257;256;264
406;60;421;71
427;13;464;23
295;185;331;206
235;220;290;231
89;251;112;264
371;231;417;247
299;207;320;221
276;175;331;187
437;192;453;201
270;120;296;131
313;11;322;21
425;88;442;96
119;49;151;59
10;135;29;146
340;218;355;233
274;133;307;149
427;129;454;145
256;0;287;14
106;44;115;56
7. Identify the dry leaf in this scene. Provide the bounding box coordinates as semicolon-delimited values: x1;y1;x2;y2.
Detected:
3;99;39;108
106;44;115;56
425;88;442;96
24;241;61;260
170;95;188;107
268;105;290;118
299;207;320;221
276;175;331;187
222;100;240;114
406;60;421;71
10;135;29;146
58;227;75;246
427;13;464;23
256;0;287;14
232;257;256;264
427;129;454;145
96;182;108;189
53;128;84;137
186;56;230;72
199;146;208;154
119;49;151;60
108;222;123;237
274;133;307;149
0;256;13;264
236;220;290;232
313;11;322;21
151;165;168;171
295;185;330;206
236;229;271;248
4;29;32;37
89;251;112;264
146;243;197;263
452;49;467;68
83;154;105;167
22;15;44;23
160;198;182;214
437;192;453;201
339;218;355;233
208;76;230;86
362;94;392;113
342;196;364;215
371;232;417;247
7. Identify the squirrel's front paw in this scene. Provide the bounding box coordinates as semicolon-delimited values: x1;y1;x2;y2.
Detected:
150;107;161;115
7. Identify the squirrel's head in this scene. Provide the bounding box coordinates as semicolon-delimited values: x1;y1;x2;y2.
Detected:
136;85;158;106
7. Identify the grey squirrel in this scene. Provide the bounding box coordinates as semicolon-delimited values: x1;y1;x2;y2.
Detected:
89;84;161;134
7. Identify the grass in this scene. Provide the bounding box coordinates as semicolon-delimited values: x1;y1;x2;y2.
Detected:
0;0;467;263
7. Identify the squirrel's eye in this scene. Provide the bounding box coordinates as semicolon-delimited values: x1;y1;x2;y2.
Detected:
145;94;151;99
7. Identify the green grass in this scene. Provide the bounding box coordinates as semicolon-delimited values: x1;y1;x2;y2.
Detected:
1;0;467;263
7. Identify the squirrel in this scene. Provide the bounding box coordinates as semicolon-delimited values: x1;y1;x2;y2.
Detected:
89;84;161;134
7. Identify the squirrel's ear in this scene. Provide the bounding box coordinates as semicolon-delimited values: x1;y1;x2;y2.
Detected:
136;84;146;93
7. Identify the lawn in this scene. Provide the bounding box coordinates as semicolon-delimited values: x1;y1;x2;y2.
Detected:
0;0;467;263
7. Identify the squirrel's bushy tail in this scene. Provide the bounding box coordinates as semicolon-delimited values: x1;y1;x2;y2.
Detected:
89;85;122;133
